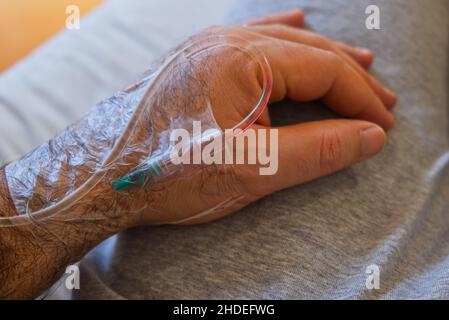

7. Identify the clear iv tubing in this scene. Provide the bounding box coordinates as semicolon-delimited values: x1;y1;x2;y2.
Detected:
0;35;273;227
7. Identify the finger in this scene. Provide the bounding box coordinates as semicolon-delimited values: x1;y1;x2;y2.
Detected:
250;25;373;68
257;40;395;129
334;47;397;110
253;120;386;195
248;25;397;110
243;9;304;28
334;42;374;69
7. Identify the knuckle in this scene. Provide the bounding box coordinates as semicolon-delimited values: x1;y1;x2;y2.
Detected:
318;130;344;173
315;34;333;50
327;50;344;68
201;25;247;38
322;50;345;77
272;23;290;35
277;39;297;60
201;25;223;34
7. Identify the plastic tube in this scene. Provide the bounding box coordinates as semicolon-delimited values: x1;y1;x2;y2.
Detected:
0;35;272;227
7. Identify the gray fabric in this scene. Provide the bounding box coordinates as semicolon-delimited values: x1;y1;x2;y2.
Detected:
1;0;449;299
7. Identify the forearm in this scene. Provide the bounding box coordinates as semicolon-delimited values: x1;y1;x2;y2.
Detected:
0;165;126;299
0;84;148;299
0;47;222;298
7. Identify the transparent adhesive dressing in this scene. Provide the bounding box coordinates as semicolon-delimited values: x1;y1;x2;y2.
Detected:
1;35;273;227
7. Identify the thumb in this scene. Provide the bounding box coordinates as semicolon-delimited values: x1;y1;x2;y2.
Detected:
256;119;387;195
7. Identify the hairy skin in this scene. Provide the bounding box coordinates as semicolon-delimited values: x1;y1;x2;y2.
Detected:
0;168;129;299
0;10;396;299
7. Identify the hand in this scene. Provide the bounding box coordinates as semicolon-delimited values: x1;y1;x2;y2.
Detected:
138;9;396;224
0;9;397;299
112;9;396;225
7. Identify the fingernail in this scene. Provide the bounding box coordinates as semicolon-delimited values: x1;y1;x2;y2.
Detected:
290;8;303;14
385;88;397;99
356;47;372;54
385;87;394;95
361;125;387;158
